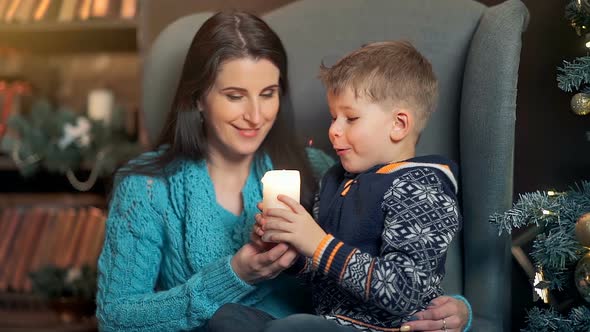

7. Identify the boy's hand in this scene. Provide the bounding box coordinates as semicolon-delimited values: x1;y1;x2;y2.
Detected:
258;194;327;258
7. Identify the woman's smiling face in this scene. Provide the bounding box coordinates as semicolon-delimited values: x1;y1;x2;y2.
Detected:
202;57;281;159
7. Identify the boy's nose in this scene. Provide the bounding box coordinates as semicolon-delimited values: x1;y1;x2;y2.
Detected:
329;122;342;138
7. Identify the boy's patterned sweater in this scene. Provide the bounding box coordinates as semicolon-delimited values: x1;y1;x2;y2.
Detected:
295;155;461;331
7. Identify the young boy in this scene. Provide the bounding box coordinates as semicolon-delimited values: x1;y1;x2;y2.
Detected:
210;41;461;332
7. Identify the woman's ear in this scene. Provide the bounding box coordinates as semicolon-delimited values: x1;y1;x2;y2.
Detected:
390;109;412;142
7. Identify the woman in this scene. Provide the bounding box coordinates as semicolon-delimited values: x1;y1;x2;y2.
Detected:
96;11;470;332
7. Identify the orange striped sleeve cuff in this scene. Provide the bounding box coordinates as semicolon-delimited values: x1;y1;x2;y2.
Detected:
312;234;334;270
315;236;357;283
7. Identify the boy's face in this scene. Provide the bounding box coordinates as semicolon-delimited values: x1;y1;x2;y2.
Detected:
327;87;400;173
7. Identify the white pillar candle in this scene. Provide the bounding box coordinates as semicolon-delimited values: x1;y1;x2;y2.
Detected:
261;170;300;211
87;88;114;126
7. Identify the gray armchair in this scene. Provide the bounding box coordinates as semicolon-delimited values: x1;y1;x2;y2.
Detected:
142;1;529;330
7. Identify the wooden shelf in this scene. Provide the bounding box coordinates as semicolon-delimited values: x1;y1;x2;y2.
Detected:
0;20;136;32
0;193;106;207
0;156;16;171
0;20;137;53
0;156;96;172
0;164;111;195
0;292;97;331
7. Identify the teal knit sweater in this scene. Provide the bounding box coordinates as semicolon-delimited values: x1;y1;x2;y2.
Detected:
96;150;334;331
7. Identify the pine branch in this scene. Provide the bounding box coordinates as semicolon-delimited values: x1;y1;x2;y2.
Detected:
568;182;590;207
557;56;590;93
489;191;561;234
542;267;570;291
531;226;583;290
569;306;590;331
490;182;590;291
531;226;581;270
521;307;572;332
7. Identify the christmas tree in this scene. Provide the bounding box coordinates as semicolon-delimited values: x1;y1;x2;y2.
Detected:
558;0;590;115
490;186;590;330
489;2;590;330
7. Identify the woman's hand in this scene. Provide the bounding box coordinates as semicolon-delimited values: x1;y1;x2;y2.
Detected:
231;241;297;284
401;296;469;332
250;225;277;251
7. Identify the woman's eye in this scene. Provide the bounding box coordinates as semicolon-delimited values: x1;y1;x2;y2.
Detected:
227;95;243;101
261;91;276;98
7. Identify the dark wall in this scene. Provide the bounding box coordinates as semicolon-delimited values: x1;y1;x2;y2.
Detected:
515;0;590;194
482;0;590;194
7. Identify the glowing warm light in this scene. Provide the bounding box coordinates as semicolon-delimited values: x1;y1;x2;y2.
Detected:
92;0;109;17
34;0;51;21
534;271;550;304
121;0;137;19
261;170;301;211
78;0;92;20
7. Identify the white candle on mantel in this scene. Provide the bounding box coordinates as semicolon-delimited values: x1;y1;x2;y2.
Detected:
87;88;114;126
261;170;300;211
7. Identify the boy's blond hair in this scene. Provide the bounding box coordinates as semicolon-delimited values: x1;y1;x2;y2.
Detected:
319;41;438;133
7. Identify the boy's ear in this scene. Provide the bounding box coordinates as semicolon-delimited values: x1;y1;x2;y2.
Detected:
390;109;412;142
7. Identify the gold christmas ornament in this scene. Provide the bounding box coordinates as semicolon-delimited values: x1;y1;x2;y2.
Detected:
576;213;590;247
570;93;590;115
575;253;590;303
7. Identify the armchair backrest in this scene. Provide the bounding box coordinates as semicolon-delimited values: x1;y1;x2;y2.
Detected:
142;1;529;330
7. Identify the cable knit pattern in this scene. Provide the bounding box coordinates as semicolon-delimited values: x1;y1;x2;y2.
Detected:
96;149;335;331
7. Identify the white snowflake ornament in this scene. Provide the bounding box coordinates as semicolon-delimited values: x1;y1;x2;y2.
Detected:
58;117;92;150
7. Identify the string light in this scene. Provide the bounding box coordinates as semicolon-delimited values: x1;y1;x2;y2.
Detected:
547;190;565;197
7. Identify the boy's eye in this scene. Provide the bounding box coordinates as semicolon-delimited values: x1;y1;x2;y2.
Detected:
347;117;359;122
226;95;243;101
